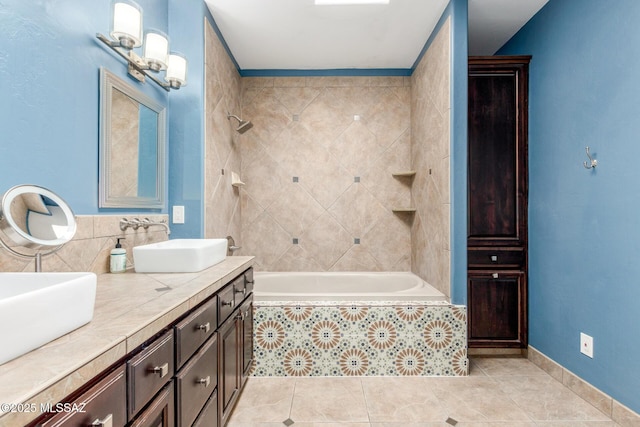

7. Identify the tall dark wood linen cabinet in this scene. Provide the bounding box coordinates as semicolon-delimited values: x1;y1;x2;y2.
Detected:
467;56;530;350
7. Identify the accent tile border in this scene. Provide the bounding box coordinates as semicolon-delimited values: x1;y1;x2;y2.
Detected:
528;345;640;426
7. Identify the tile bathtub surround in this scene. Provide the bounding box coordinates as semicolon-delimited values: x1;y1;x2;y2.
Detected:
239;75;413;273
0;214;169;274
204;19;242;242
528;346;640;426
229;358;621;426
411;17;452;298
253;303;468;377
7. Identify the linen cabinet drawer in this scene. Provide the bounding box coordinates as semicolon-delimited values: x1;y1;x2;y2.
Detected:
40;365;127;427
175;334;218;427
175;297;217;369
468;248;525;269
217;284;236;324
127;330;175;419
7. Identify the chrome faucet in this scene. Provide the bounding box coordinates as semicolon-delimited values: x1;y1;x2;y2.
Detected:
119;217;171;235
140;218;171;235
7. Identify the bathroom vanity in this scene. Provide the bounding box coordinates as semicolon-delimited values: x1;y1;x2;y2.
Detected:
0;256;254;427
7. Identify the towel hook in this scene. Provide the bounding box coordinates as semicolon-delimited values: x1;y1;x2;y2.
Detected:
583;146;597;169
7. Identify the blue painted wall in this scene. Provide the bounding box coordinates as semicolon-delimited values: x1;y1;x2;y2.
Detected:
498;0;640;412
166;0;208;238
0;0;168;214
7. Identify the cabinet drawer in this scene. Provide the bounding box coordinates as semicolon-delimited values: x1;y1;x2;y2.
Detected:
175;334;218;427
217;284;236;325
129;381;174;427
175;297;217;369
40;365;127;427
232;276;248;303
468;248;525;269
244;267;254;295
127;330;174;419
192;388;218;427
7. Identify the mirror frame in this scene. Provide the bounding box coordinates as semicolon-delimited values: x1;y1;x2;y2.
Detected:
99;67;166;209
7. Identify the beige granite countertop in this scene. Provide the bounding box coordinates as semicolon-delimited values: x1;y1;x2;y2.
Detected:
0;256;254;427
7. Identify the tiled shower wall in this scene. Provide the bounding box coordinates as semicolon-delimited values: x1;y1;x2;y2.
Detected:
410;18;451;297
203;19;242;241
238;76;413;271
0;215;168;273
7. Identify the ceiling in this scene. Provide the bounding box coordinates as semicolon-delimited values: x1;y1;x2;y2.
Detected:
204;0;549;71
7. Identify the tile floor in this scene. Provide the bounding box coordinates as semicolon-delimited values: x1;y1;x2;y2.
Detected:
227;358;620;427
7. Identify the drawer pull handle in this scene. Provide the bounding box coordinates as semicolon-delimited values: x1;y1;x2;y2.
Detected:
197;376;211;387
149;362;169;378
492;273;499;279
197;322;211;333
221;300;234;307
91;414;113;427
491;255;498;262
235;287;246;296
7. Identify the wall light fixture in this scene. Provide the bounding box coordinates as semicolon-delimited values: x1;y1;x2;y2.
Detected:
96;0;187;91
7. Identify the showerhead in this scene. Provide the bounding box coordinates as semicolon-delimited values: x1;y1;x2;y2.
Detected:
227;113;253;134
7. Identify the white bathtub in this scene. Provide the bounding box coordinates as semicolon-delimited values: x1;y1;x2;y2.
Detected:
253;271;447;302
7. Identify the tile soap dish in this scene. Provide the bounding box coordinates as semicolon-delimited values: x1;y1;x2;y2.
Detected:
231;171;245;187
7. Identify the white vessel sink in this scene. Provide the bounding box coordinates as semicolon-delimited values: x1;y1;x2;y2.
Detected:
133;239;228;273
0;272;97;365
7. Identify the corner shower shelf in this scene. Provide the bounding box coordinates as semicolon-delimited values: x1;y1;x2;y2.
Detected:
231;171;245;187
391;170;417;178
392;208;416;214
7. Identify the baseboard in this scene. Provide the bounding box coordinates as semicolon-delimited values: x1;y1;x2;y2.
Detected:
528;346;640;427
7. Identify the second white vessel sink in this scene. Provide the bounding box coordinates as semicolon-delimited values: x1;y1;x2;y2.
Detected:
133;238;228;273
0;272;97;365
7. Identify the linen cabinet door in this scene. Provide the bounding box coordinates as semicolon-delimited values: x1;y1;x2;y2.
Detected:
467;271;527;348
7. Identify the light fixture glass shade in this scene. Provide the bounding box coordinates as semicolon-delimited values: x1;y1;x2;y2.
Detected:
165;52;188;88
110;1;142;49
143;30;169;71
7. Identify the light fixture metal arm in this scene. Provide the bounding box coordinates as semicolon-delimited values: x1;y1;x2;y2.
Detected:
96;33;172;92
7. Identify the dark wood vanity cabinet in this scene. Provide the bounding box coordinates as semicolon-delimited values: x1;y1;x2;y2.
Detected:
467;56;530;349
31;266;254;427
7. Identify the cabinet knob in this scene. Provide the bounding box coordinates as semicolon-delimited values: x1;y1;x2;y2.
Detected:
197;376;211;387
91;414;113;427
221;300;234;307
492;273;499;279
197;322;210;333
490;255;498;262
235;287;247;296
149;362;169;378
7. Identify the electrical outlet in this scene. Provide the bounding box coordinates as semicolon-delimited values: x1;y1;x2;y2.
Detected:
172;205;185;224
580;332;594;358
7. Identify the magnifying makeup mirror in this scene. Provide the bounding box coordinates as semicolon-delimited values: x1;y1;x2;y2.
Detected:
0;184;77;271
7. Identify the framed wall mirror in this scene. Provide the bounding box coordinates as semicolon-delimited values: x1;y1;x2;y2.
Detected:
99;67;166;208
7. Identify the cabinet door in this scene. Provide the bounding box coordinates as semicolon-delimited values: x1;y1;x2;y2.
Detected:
40;365;126;427
468;271;527;348
239;297;253;387
218;315;239;426
468;58;528;248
